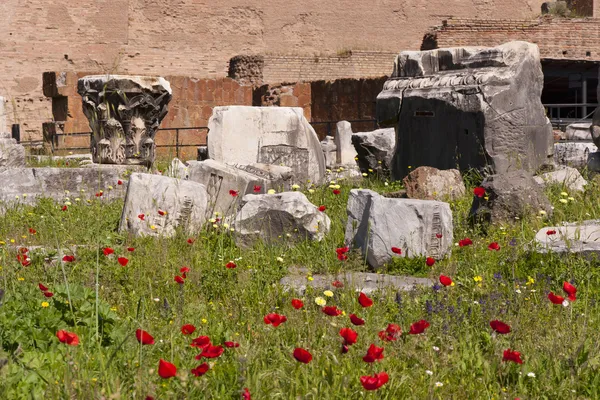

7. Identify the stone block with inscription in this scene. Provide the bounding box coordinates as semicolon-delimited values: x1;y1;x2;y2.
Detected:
119;173;208;237
207;106;326;184
377;41;553;180
344;189;453;269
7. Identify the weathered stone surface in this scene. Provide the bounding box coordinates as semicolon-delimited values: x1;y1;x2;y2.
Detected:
167;158;188;179
377;41;553;180
280;269;433;295
234;163;293;190
534;166;587;192
119;173;208;237
565;123;592;141
535;220;600;256
320;136;337;168
207;106;326;184
78;75;172;166
0;138;26;168
553;141;597;169
345;189;453;268
403;166;466;201
351;128;395;173
234;192;330;247
0;167;128;209
336;121;358;165
470;169;553;224
0;96;6;134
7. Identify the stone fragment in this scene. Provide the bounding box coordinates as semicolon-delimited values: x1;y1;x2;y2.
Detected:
554;142;597;168
234;192;330;247
565;122;592;141
78;75;172;166
280;269;433;295
469;170;553;224
335;121;358;165
320;136;337;168
535;220;600;257
207;106;326;184
119;173;208;237
534;166;587;192
0;167;128;210
344;189;453;268
0;96;6;134
197;145;209;161
351;128;395;173
167;158;188;179
0;138;26;168
377;41;553;180
403;166;466;201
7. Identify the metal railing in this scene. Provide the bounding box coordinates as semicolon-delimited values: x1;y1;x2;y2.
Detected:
545;103;597;130
311;119;378;137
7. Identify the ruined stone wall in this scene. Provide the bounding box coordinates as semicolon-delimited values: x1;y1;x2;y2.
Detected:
0;0;546;140
431;16;600;60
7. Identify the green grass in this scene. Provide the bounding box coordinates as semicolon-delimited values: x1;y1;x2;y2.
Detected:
1;172;600;399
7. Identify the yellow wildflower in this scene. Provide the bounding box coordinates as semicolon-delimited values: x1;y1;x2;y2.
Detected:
526;276;535;285
17;277;24;281
315;297;326;306
41;301;49;308
323;290;334;297
473;276;483;283
267;189;276;194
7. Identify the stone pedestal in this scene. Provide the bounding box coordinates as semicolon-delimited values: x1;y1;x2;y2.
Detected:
77;75;172;167
335;121;358;165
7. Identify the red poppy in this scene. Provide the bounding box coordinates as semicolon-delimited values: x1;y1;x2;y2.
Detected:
158;209;166;216
409;320;430;335
318;205;326;212
19;247;28;254
546;230;556;235
436;233;443;239
341;344;349;354
333;189;341;195
391;247;402;255
340;327;358;346
378;324;402;342
17;254;30;266
180;267;190;278
490;320;511;334
224;341;240;348
117;180;123;185
548;292;565;305
291;299;304;309
263;313;287;327
293;348;312;364
322;306;342;316
242;388;251;400
473;187;485;198
426;257;435;266
358;292;373;307
95;192;103;197
62;255;75;263
336;246;350;261
459;238;473;247
61;205;68;211
563;281;577;301
332;280;344;288
350;314;365;326
29;228;36;235
191;363;209;376
362;344;384;363
488;242;500;251
56;330;79;346
43;291;54;298
226;261;237;269
503;349;523;364
191;336;211;349
135;329;155;345
181;324;196;335
174;275;185;284
38;283;48;291
103;247;114;256
439;275;453;287
360;371;389;391
117;257;129;267
253;185;261;193
229;190;239;197
158;359;177;379
127;247;135;252
197;344;224;359
138;214;145;221
337;253;348;261
187;238;194;244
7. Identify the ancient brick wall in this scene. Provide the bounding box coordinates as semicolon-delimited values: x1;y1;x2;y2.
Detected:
431;16;600;60
0;0;547;140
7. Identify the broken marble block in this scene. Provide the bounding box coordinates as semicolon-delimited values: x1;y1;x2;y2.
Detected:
565;122;592;141
187;159;292;216
336;121;358;165
166;158;188;179
554;142;597;169
0;137;25;168
207;106;326;184
119;173;208;237
403;166;466;201
344;189;453;268
234;192;331;247
351;128;395;173
534;166;587;192
320;136;337;168
535;220;600;257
